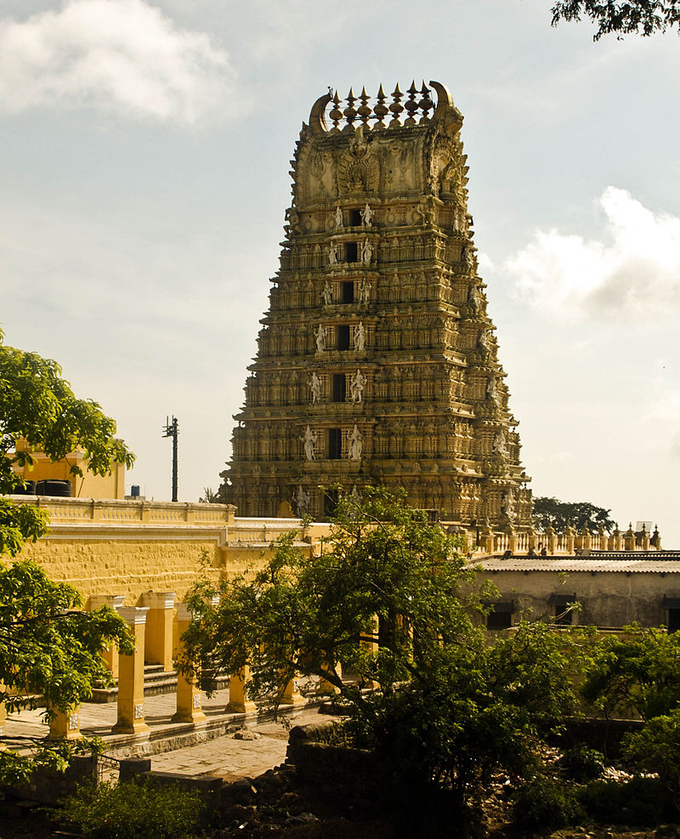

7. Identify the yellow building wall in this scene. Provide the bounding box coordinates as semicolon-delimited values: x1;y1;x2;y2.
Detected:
14;444;126;500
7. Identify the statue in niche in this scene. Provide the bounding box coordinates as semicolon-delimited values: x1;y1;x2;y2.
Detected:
492;430;507;457
479;328;492;352
486;376;499;404
309;372;322;404
347;424;363;460
350;369;366;404
301;426;317;461
321;280;333;306
469;284;482;312
328;242;339;265
501;487;515;520
334;206;343;230
294;484;310;516
359;277;371;304
361;237;373;265
354;321;366;352
360;203;373;227
315;323;327;353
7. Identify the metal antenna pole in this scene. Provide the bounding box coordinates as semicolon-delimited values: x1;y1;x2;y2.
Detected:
162;416;179;502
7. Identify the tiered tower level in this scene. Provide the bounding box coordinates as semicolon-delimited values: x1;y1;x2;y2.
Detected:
223;81;532;527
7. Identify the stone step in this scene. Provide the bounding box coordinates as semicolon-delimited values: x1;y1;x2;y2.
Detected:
90;671;229;704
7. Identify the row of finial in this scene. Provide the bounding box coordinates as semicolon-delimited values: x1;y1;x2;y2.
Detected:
328;82;434;130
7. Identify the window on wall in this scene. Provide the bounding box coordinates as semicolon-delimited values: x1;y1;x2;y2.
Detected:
332;373;346;403
345;242;358;263
549;594;577;626
350;209;362;226
486;602;514;630
323;488;339;517
337;325;350;350
328;428;342;459
664;598;680;632
342;281;354;304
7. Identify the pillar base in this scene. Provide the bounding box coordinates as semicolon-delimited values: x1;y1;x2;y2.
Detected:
227;699;257;714
171;708;207;725
111;721;150;736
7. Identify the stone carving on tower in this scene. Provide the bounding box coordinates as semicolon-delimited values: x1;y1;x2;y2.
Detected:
222;81;532;526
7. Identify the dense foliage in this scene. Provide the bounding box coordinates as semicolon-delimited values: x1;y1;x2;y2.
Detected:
533;495;616;533
0;331;134;783
551;0;680;38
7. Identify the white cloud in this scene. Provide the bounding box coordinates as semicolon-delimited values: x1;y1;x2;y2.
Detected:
0;0;235;123
506;187;680;321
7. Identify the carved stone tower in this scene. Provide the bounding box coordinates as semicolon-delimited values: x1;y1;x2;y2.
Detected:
222;81;532;527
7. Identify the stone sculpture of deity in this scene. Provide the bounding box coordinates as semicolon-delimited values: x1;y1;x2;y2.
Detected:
321;280;333;306
347;424;363;460
492;429;507;456
350;369;366;404
359;277;371;305
301;426;317;461
294;484;310;516
328;242;339;265
361;237;373;265
354;321;366;352
360;203;373;227
334;206;343;229
315;323;327;353
309;372;322;404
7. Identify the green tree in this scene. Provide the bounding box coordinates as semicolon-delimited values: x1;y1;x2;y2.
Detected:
533;496;616;534
0;330;134;783
551;0;680;39
180;488;586;814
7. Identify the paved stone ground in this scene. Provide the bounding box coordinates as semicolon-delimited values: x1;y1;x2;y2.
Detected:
4;690;339;781
150;707;337;781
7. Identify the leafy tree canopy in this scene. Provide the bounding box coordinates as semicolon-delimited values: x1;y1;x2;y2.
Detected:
533;496;616;534
180;487;588;812
0;331;134;783
551;0;680;39
0;328;134;499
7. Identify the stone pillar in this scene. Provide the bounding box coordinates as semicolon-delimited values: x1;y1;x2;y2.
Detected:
641;525;650;551
88;594;125;678
546;525;556;555
141;591;176;670
171;604;206;725
565;525;575;554
281;674;305;707
316;660;342;696
228;668;257;714
48;706;81;741
481;523;494;555
624;524;636;552
112;607;150;735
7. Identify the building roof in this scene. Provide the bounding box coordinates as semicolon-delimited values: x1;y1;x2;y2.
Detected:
475;555;680;574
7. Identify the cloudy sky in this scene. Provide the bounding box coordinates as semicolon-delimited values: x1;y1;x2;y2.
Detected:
2;0;679;544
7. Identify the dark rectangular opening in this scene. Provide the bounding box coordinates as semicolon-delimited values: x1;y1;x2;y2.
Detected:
323;488;339;517
337;324;350;350
345;242;358;263
668;609;680;633
328;428;342;459
332;373;346;403
487;610;512;630
342;281;354;304
350;209;362;227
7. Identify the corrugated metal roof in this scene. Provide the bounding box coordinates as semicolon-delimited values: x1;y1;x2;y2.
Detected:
474;557;680;574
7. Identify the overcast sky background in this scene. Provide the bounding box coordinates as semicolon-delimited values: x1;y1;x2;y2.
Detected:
2;0;679;544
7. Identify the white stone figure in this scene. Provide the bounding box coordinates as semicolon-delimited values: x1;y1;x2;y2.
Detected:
359;277;371;305
492;430;507;456
309;372;322;404
469;284;482;311
315;323;327;353
294;484;310;516
486;376;499;404
321;281;333;306
347;424;363;460
354;321;366;352
334;206;343;229
328;242;339;265
361;237;373;265
360;203;373;227
301;426;317;461
479;328;492;351
501;487;515;519
350;369;366;404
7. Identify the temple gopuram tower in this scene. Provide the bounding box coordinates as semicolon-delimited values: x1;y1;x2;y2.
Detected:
222;81;532;527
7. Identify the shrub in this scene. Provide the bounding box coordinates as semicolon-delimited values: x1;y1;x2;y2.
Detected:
579;776;677;826
622;709;680;804
58;778;209;838
512;774;585;831
560;744;605;781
